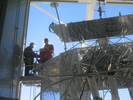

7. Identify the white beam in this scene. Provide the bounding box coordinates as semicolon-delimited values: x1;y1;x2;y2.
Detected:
31;0;91;4
106;0;133;5
108;77;120;100
81;0;97;47
86;0;97;20
87;77;100;99
31;3;66;24
30;0;133;5
84;2;100;99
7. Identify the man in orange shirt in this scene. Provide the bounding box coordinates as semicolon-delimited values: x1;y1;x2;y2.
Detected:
40;38;54;63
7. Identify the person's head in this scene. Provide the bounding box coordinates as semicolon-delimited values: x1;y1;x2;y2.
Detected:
30;42;35;48
44;38;49;45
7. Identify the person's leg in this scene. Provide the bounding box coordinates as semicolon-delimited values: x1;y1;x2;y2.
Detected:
30;65;35;75
25;63;30;76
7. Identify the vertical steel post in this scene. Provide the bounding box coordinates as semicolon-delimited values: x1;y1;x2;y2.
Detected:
108;77;120;100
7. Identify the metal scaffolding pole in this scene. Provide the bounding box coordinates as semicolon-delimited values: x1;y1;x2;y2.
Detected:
108;77;120;100
87;77;100;100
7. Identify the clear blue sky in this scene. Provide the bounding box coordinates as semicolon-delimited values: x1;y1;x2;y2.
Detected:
21;2;133;100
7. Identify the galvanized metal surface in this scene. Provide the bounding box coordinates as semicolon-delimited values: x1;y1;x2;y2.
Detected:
20;76;42;86
36;41;133;100
51;15;133;42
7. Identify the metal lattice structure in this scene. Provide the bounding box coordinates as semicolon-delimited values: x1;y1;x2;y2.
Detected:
34;42;133;99
19;14;133;100
32;15;133;100
1;0;133;100
50;14;133;42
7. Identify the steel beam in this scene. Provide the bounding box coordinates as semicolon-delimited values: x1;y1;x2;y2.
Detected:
108;77;120;100
30;0;133;5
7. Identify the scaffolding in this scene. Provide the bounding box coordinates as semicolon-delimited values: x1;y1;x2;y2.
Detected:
21;14;133;100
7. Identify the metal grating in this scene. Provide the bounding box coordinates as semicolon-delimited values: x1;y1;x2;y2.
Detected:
50;14;133;42
20;76;42;86
36;42;133;99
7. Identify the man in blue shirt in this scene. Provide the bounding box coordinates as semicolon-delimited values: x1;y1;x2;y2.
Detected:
24;42;37;76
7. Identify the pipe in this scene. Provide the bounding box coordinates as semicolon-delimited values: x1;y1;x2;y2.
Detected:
108;77;120;100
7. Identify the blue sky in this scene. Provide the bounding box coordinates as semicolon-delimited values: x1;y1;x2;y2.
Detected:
21;2;133;100
26;3;133;55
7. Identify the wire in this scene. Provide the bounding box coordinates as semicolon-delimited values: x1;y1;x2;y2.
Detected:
33;76;77;100
53;3;67;51
49;22;56;33
60;90;68;99
79;78;87;100
31;3;65;24
33;71;133;100
68;41;83;50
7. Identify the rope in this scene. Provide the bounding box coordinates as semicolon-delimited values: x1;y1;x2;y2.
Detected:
79;78;87;100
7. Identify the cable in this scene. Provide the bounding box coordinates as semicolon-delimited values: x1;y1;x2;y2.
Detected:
33;71;133;100
52;2;67;51
49;22;56;33
79;78;87;100
60;90;68;99
33;76;77;100
68;41;83;50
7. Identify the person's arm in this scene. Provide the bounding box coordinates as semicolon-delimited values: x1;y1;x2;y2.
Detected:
32;50;39;58
40;48;44;52
49;44;54;54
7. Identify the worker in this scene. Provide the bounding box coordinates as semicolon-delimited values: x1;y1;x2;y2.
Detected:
24;42;38;76
39;38;54;63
